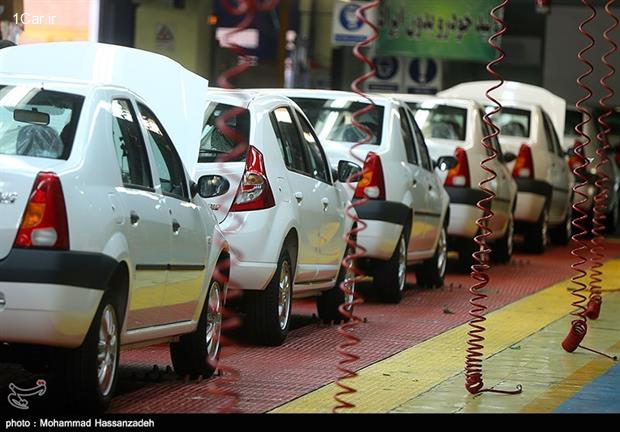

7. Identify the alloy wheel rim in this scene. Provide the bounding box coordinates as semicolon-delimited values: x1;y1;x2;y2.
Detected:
206;281;223;361
437;228;447;276
344;247;356;312
398;236;407;292
278;260;292;330
97;304;118;397
507;217;514;257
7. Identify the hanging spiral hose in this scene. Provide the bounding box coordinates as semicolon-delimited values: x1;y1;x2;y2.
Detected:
587;0;619;321
332;0;379;414
465;0;522;396
205;0;280;413
562;0;596;355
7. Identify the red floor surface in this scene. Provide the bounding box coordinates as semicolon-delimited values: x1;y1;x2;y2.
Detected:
101;242;620;413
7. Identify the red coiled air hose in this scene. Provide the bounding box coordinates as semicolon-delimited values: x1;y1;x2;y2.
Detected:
465;0;522;395
205;0;280;413
587;0;619;320
332;0;380;414
563;0;596;354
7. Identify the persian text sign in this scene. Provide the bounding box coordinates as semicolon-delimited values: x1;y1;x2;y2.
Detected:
377;0;502;62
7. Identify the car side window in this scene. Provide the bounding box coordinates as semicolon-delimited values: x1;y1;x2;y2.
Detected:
541;111;558;154
409;111;433;171
111;99;153;190
542;111;564;157
271;107;308;174
399;108;418;165
296;112;331;184
137;103;189;201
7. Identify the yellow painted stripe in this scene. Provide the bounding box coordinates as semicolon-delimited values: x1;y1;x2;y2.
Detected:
521;342;620;412
271;259;620;413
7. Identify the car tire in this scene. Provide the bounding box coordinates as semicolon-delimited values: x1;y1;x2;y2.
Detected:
52;291;121;413
550;208;572;245
374;229;408;304
524;206;549;253
415;226;447;289
456;236;477;274
605;199;619;234
244;249;293;346
316;242;356;323
170;278;224;378
492;215;514;263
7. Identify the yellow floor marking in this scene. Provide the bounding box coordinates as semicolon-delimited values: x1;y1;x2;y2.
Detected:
271;260;620;413
392;296;620;413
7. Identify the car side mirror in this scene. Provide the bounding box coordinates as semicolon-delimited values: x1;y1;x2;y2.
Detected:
502;152;517;163
194;175;230;199
433;156;457;171
337;160;362;183
565;147;576;157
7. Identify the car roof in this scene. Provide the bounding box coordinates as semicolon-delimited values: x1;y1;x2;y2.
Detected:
207;88;297;110
414;97;481;111
0;42;210;172
269;88;394;108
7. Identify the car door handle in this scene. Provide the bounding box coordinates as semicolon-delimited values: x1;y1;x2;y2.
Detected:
294;192;304;203
321;197;329;211
428;184;433;191
412;179;417;187
172;220;181;234
130;211;140;225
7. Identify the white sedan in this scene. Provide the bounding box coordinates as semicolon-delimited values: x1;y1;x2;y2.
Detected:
411;97;518;271
441;82;575;253
190;89;356;346
283;89;453;302
0;43;229;412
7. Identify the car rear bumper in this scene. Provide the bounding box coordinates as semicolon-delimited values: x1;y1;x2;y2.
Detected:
447;203;482;239
354;200;409;260
514;178;552;223
0;249;118;348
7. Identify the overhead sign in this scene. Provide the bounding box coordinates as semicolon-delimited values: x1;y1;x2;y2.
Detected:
366;56;402;92
377;0;502;62
406;58;442;94
331;1;378;46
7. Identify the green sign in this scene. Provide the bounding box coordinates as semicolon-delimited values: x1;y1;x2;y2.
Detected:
377;0;503;62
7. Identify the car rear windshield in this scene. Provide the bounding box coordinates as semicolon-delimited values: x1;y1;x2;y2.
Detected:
0;85;84;160
291;97;384;145
199;102;250;163
564;109;582;137
414;105;467;141
487;106;531;138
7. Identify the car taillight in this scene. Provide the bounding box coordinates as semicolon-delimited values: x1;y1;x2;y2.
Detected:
512;143;534;179
444;147;470;188
229;146;275;212
568;139;581;172
14;172;69;250
354;152;386;200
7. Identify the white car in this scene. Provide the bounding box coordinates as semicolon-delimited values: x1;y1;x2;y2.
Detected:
189;89;356;346
440;82;575;253
564;106;620;231
411;97;518;271
0;43;229;412
283;89;452;302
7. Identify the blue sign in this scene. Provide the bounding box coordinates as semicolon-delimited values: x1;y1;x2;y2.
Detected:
340;4;363;31
409;59;438;84
374;56;399;81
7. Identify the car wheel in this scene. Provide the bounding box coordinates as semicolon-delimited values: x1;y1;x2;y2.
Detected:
524;206;549;253
374;229;408;303
52;291;121;413
317;242;356;323
244;249;293;346
492;215;514;263
550;207;572;245
605;199;619;234
170;278;224;378
415;226;447;289
456;236;477;274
